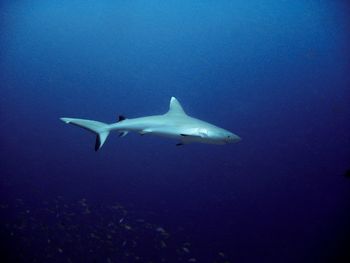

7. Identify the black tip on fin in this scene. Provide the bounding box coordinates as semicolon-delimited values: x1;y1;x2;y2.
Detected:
176;143;184;146
95;135;100;151
180;134;188;137
118;115;126;122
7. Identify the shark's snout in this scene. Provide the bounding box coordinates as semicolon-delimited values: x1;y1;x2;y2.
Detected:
235;135;242;142
226;134;241;143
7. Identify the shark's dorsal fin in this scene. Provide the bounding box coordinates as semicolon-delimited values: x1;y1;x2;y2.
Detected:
166;97;186;116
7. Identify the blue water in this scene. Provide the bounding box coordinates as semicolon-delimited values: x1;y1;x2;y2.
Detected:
1;0;349;262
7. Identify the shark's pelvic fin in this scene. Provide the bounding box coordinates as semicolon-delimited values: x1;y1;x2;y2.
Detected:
140;128;153;135
166;97;186;116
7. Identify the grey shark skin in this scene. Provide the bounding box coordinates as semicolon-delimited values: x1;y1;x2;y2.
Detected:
60;97;241;151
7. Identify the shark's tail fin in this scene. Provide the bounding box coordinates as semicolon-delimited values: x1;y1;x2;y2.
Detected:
60;117;110;151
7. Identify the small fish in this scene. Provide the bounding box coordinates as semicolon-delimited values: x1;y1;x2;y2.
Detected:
156;227;166;233
83;208;91;214
160;240;167;248
124;224;132;230
182;247;190;253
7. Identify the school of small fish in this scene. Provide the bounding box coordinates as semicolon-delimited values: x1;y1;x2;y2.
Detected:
0;196;230;262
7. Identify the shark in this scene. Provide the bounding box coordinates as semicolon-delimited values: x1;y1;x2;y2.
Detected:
60;97;241;151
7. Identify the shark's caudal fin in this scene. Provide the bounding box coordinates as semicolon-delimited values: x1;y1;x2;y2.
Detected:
60;117;110;151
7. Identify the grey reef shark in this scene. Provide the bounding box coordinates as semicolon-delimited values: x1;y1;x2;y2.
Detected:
60;97;241;151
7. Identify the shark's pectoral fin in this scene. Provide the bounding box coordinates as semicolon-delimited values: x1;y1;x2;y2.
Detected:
140;128;153;135
180;128;208;138
179;130;208;143
180;133;203;138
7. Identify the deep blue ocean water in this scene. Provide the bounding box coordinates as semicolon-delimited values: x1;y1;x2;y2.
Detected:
1;0;349;262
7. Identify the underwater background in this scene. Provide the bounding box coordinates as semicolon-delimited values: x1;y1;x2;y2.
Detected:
1;0;349;262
